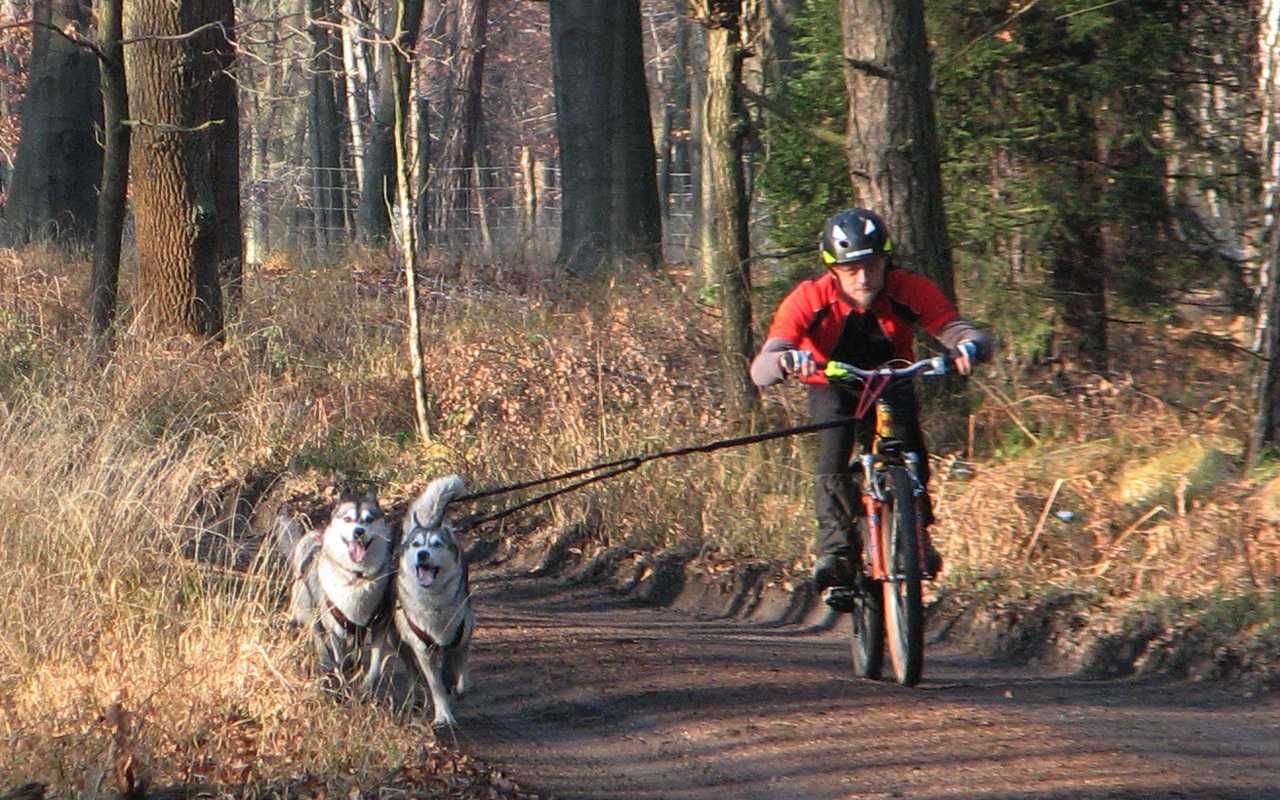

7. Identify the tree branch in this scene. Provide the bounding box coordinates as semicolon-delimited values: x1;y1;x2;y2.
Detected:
0;19;112;66
739;85;845;148
844;57;896;80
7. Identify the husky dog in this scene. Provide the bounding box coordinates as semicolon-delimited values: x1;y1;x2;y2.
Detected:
395;474;474;728
278;488;395;692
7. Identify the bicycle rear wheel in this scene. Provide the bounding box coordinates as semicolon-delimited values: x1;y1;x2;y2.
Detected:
882;465;923;686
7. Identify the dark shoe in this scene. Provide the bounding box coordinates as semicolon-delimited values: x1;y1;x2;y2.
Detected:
813;552;855;591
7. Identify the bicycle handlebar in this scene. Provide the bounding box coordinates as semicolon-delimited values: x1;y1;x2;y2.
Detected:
780;351;958;382
821;355;950;382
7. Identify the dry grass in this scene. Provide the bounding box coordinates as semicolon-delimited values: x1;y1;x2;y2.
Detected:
0;245;1275;794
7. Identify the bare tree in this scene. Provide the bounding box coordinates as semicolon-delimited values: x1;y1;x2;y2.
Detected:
88;0;128;342
3;0;101;245
434;0;489;244
1249;0;1280;466
692;0;756;419
309;0;345;247
357;0;426;243
123;0;239;338
549;0;661;273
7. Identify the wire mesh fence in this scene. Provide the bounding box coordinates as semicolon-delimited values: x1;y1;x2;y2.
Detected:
244;162;696;265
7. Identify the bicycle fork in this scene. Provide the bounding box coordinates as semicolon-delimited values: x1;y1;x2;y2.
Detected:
861;452;928;583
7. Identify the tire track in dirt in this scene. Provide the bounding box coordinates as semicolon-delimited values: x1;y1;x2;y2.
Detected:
453;569;1280;800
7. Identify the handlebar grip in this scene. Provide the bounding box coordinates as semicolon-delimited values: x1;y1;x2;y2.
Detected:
781;350;798;373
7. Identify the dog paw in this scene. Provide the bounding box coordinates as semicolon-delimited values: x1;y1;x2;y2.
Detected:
431;713;458;730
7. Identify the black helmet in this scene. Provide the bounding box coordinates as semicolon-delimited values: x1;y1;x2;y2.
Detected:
820;208;893;266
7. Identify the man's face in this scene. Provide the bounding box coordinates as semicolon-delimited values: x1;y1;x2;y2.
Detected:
830;254;885;310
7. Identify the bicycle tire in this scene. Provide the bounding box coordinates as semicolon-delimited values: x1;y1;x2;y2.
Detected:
882;465;924;686
849;587;884;679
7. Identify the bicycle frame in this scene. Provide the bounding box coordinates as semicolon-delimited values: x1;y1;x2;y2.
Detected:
858;399;927;583
821;355;951;687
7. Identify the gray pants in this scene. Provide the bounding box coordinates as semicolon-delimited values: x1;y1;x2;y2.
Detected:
808;382;932;558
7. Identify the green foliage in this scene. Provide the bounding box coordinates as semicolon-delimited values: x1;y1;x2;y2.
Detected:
756;0;851;250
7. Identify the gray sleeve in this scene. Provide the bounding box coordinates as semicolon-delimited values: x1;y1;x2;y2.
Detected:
750;337;794;387
936;318;995;363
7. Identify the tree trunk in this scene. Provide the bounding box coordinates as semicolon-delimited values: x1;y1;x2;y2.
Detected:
415;95;431;247
696;0;757;420
550;0;662;274
341;0;369;193
310;0;344;248
434;0;490;247
3;0;102;245
839;0;953;299
1249;0;1280;466
211;0;242;310
357;0;426;243
89;0;128;343
686;6;707;274
550;0;610;272
609;0;662;266
124;0;228;338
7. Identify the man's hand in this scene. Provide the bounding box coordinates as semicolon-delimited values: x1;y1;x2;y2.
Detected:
953;341;977;376
780;349;817;379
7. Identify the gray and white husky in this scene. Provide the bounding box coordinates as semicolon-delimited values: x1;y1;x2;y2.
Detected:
395;474;474;728
278;488;395;693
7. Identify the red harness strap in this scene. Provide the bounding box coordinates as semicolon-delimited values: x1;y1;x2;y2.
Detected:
399;607;466;651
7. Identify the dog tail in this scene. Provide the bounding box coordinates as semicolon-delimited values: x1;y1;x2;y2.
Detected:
404;474;466;534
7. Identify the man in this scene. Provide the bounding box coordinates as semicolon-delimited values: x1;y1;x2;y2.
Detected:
750;208;993;591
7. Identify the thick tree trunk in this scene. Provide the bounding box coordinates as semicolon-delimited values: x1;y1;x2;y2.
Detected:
357;0;426;243
608;0;662;266
89;0;128;343
210;0;242;309
124;0;227;338
3;0;102;245
697;0;757;419
310;0;344;247
434;0;490;247
550;0;611;272
839;0;953;299
550;0;662;273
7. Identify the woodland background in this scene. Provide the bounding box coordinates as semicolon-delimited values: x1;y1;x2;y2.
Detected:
0;0;1277;796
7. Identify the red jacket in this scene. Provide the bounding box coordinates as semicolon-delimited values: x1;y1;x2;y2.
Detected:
764;270;958;385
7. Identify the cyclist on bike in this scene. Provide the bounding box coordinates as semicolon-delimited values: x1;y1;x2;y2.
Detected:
750;208;993;592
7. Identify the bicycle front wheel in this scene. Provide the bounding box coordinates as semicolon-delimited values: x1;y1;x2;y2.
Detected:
882;465;924;686
849;586;884;679
848;517;884;678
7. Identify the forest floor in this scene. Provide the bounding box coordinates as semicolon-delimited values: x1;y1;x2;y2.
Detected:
446;562;1280;800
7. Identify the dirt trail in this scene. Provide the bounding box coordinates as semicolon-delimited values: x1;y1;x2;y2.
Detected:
452;567;1280;800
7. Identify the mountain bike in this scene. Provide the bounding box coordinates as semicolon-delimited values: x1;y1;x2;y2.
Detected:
816;355;956;687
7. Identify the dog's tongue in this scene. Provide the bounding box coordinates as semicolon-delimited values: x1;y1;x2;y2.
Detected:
348;540;368;564
417;565;437;587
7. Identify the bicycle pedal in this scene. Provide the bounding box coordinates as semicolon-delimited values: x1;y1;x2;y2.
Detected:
823;586;858;613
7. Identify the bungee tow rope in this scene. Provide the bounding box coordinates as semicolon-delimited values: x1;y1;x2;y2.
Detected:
455;413;868;530
453;356;931;530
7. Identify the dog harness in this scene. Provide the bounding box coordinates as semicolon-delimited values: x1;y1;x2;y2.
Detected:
398;607;467;651
325;592;391;638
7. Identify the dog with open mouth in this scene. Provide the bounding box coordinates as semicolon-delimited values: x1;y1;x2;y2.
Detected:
395;474;474;728
280;487;395;693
